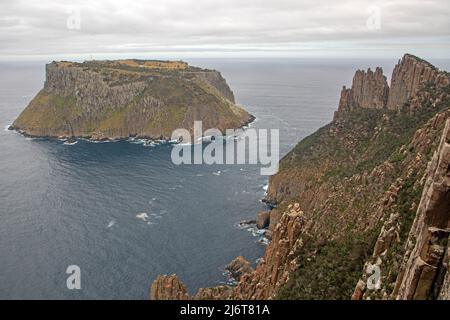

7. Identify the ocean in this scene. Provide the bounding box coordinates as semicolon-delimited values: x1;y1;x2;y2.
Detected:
1;58;449;299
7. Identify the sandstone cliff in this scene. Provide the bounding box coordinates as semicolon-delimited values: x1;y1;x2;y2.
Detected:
11;60;253;140
150;54;450;300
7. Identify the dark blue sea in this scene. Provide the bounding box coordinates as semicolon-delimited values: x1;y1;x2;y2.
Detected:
1;58;449;299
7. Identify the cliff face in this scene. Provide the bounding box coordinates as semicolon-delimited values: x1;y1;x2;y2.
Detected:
350;115;450;300
387;54;450;110
149;54;450;300
336;67;389;116
395;118;449;299
11;60;252;140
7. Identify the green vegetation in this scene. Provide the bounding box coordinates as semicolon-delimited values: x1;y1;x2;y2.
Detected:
276;231;378;300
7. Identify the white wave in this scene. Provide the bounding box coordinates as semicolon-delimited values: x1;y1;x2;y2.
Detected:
143;140;160;147
236;221;270;245
212;170;221;176
63;140;78;146
26;136;45;141
4;124;11;132
136;213;149;221
262;184;268;192
235;220;255;229
130;139;146;145
107;220;116;228
248;117;258;128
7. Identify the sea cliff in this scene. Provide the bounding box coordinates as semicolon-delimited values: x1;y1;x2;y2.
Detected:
150;54;450;300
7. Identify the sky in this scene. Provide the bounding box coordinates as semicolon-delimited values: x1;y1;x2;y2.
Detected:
0;0;449;61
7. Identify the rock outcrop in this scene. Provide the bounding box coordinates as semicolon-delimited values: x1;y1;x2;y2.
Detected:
387;54;450;110
225;256;254;281
335;54;450;119
11;60;253;140
150;274;190;300
336;67;389;116
256;211;270;229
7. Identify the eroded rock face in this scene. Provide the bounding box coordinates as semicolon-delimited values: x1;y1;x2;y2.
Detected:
387;54;450;110
337;67;389;116
335;54;450;119
149;274;190;300
352;116;450;300
394;119;450;299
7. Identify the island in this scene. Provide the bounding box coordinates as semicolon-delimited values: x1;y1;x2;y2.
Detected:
10;59;254;140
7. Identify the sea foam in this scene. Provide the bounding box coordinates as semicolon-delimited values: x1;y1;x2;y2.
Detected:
136;213;149;221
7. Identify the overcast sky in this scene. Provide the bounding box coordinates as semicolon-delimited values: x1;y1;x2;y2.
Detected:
1;0;449;60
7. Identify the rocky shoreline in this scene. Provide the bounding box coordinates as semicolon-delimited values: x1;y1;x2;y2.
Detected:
8;114;256;143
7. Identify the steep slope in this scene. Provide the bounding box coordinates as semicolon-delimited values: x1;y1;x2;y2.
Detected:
149;54;450;300
11;60;253;140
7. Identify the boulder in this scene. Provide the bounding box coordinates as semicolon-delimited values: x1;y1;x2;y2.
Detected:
256;211;270;229
226;256;253;281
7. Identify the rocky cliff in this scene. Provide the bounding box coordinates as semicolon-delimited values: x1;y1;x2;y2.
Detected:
336;67;389;116
335;54;450;119
149;54;450;300
352;117;450;300
387;54;450;110
11;60;253;140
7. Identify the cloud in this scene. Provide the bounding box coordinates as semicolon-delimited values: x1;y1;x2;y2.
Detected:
0;0;449;59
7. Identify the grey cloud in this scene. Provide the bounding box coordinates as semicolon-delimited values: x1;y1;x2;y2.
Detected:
0;0;449;59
